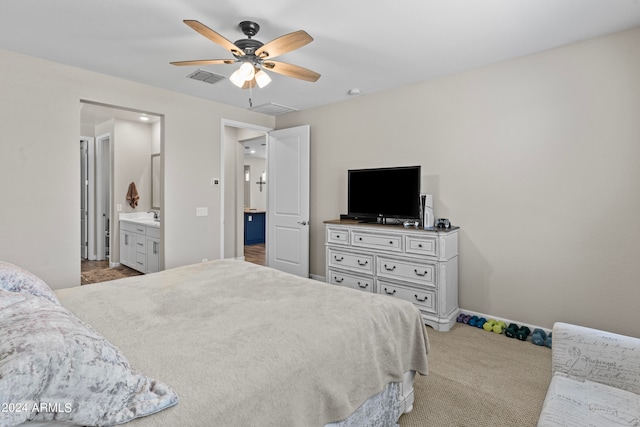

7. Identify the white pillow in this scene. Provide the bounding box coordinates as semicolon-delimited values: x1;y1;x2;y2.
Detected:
0;289;178;426
0;261;59;304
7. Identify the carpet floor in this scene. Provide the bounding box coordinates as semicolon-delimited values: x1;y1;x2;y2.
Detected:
399;322;552;427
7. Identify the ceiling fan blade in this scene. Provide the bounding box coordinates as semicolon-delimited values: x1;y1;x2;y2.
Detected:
262;61;320;82
170;59;236;66
183;20;244;56
255;30;313;59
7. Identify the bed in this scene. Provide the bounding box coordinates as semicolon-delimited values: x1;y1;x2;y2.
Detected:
0;259;429;426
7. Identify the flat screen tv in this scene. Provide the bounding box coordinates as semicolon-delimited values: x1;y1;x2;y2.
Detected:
348;165;421;222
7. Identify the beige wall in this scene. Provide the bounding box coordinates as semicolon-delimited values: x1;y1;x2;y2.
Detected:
0;49;274;289
276;27;640;337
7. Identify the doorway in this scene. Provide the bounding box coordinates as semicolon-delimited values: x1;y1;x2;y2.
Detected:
80;101;163;280
222;122;269;264
241;135;268;266
221;122;310;277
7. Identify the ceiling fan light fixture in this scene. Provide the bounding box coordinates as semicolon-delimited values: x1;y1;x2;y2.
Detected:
255;69;271;88
229;69;245;87
238;62;255;81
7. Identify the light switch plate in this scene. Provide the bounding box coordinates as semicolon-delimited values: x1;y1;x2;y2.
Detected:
196;207;208;216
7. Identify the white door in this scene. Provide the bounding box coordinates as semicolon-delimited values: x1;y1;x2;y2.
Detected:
267;125;310;277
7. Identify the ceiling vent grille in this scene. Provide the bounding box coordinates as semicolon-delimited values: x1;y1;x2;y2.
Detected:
187;69;226;85
249;103;298;116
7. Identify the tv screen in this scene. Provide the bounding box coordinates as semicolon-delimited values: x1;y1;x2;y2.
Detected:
348;166;421;220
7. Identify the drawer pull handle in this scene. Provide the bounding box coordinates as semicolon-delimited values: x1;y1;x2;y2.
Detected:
414;294;428;302
334;276;344;283
357;282;368;289
418;244;423;248
358;237;363;241
384;287;396;295
389;241;393;245
336;235;340;239
357;260;368;266
414;269;428;277
384;264;396;271
334;255;344;262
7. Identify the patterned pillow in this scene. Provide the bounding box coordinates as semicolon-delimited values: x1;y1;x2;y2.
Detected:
0;290;178;426
0;261;59;304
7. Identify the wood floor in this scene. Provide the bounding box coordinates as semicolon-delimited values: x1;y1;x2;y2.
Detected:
81;259;142;285
244;243;266;266
81;244;265;285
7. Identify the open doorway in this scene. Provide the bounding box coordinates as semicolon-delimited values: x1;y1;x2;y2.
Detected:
221;121;270;265
80;101;163;284
241;135;267;266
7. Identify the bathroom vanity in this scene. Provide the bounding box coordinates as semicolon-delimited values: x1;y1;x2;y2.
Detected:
119;213;160;274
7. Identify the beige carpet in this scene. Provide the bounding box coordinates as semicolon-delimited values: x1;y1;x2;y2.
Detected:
399;323;552;427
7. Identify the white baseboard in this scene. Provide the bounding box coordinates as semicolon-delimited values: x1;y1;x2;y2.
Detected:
459;308;551;335
310;274;325;282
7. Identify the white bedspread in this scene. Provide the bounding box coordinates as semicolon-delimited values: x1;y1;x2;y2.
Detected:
55;260;429;426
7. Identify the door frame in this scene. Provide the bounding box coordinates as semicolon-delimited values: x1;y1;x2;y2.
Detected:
95;132;111;261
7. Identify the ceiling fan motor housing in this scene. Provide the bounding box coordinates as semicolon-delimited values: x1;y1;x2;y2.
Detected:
239;21;260;38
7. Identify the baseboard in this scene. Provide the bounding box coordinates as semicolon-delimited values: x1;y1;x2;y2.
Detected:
109;261;120;268
310;274;325;282
459;308;551;335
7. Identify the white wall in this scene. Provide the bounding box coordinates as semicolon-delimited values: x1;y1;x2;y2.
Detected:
0;49;274;289
276;27;640;337
244;156;267;211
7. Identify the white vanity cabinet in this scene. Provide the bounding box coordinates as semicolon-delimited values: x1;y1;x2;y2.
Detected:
119;220;160;274
325;220;459;331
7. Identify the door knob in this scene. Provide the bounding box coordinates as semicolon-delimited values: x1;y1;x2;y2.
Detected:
298;221;309;226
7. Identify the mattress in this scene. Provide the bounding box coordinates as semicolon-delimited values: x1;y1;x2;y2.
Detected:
52;259;429;426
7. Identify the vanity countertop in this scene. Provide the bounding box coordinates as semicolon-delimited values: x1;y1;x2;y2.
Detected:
119;212;160;228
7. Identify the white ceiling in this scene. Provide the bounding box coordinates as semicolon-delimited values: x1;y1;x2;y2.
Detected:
2;1;640;114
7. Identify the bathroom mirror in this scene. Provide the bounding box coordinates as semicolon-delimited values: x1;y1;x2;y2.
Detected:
151;153;160;210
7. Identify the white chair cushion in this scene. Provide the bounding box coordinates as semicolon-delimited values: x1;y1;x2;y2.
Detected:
538;372;640;427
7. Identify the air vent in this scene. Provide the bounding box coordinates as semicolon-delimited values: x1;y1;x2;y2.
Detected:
187;69;226;85
249;103;298;116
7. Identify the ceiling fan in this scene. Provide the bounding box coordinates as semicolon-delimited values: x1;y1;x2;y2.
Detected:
171;20;321;89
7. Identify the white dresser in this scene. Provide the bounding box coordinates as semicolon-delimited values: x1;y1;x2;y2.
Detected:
325;220;459;331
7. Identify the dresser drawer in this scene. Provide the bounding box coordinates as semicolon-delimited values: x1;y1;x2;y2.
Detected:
327;227;349;245
146;226;160;239
377;256;436;286
120;221;138;233
135;234;147;254
135;252;146;270
328;269;374;293
377;280;436;313
351;231;402;252
327;248;374;274
405;235;437;257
